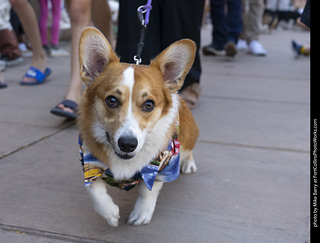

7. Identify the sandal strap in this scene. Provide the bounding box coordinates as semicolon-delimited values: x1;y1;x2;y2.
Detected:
60;99;78;111
24;67;45;80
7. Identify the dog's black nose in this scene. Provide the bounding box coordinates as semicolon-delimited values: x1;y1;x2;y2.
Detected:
118;136;138;153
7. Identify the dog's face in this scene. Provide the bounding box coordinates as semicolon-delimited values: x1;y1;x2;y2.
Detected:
78;27;195;167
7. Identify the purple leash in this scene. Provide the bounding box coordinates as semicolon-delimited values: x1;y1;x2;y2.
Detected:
138;0;152;25
134;0;152;65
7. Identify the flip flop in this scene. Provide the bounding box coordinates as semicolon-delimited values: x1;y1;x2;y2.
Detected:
20;67;52;85
50;99;78;120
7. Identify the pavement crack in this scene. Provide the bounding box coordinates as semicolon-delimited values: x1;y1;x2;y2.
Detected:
197;139;309;153
0;122;75;160
201;94;309;106
0;223;113;243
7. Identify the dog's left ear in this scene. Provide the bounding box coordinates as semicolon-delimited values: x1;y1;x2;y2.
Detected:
79;27;119;86
151;39;196;93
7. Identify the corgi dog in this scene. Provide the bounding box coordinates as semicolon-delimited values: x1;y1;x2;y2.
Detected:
77;27;199;227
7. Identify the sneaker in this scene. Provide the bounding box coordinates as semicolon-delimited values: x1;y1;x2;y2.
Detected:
291;40;302;56
237;39;248;51
0;56;23;66
248;40;267;56
224;41;237;57
20;43;33;58
49;45;69;57
202;43;225;56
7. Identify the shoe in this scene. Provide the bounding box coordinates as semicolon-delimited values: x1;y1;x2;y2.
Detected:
0;82;7;89
49;45;69;57
51;99;78;120
202;44;225;56
291;40;302;56
20;67;52;85
0;56;23;67
248;40;267;56
20;43;33;58
237;39;248;51
224;41;237;57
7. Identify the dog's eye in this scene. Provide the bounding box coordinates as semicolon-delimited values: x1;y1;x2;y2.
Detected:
106;96;119;108
142;100;155;112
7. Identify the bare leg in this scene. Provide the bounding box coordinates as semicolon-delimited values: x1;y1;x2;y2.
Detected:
57;0;91;113
92;0;115;48
10;0;48;83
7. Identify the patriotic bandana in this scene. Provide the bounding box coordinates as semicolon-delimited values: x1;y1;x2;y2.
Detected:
79;124;180;191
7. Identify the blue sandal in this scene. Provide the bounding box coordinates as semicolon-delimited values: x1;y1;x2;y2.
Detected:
20;67;52;85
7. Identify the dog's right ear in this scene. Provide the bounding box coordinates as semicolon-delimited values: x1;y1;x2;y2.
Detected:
79;27;119;86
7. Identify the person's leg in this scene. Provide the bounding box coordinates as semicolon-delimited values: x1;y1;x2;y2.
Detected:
223;0;242;56
38;0;49;46
239;0;247;41
246;0;266;56
161;0;204;89
246;0;263;43
54;0;91;114
226;0;242;44
160;0;204;109
91;0;114;48
50;0;61;46
210;0;227;49
10;0;48;83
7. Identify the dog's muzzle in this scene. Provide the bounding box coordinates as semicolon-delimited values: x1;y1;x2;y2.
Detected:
115;136;138;160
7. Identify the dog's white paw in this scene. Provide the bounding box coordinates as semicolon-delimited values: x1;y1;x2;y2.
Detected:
180;159;197;174
127;205;154;225
87;179;120;227
103;203;120;227
93;201;120;227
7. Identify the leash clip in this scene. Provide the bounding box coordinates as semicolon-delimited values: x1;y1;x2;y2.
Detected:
133;55;142;65
134;0;152;65
137;2;152;26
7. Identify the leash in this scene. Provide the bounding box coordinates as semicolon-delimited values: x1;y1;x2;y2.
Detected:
134;0;152;65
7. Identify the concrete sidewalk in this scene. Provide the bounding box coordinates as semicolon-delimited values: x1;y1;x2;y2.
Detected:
0;27;310;243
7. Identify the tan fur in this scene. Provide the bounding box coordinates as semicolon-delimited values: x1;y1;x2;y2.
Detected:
77;27;200;227
77;26;198;172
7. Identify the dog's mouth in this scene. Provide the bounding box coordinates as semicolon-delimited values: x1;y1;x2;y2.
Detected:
115;152;135;160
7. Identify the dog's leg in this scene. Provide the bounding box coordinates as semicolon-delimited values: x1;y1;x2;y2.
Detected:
128;181;163;225
180;149;197;174
86;178;120;227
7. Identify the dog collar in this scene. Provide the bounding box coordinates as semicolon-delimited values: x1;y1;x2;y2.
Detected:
79;125;180;191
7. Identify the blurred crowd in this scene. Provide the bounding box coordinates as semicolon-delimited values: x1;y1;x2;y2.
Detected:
0;0;310;111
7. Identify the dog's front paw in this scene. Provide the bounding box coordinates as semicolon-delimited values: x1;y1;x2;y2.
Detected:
127;206;154;226
94;201;120;227
180;159;197;174
104;203;120;227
